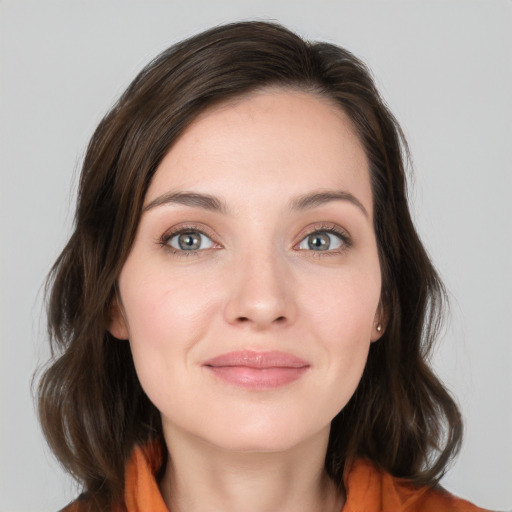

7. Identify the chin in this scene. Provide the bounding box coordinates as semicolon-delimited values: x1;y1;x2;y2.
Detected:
198;416;331;455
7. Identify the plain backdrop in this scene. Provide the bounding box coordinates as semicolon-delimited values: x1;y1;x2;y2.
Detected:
0;1;511;511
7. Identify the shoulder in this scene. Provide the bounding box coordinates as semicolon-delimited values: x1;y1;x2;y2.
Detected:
58;495;125;512
58;498;84;512
344;458;491;512
58;495;95;512
57;440;165;512
58;494;85;512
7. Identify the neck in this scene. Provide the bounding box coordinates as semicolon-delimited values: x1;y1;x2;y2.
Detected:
159;425;344;512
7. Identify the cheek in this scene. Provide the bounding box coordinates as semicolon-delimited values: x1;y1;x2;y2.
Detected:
120;261;215;338
303;266;381;340
117;263;217;385
300;265;380;395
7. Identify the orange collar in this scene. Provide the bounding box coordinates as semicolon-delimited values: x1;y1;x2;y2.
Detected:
121;440;486;512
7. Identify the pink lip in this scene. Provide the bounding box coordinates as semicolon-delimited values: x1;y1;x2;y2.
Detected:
203;350;310;390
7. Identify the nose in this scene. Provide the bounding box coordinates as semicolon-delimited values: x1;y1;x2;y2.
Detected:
223;248;296;330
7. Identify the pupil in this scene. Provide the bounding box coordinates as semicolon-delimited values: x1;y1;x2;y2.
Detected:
308;233;329;251
179;233;201;250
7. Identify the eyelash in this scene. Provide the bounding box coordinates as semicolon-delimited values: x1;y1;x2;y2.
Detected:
158;224;217;258
158;223;352;257
298;224;352;256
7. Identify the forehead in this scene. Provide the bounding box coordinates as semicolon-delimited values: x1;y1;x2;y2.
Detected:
146;88;372;215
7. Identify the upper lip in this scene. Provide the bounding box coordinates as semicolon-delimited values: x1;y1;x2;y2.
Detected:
203;350;310;369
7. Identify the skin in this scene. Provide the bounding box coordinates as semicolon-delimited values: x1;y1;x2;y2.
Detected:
110;88;385;512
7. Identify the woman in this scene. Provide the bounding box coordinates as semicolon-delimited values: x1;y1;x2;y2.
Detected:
37;21;489;512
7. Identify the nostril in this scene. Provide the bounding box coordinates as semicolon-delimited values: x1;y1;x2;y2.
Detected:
235;315;286;325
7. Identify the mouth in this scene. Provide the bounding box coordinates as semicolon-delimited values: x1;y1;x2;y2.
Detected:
202;350;310;390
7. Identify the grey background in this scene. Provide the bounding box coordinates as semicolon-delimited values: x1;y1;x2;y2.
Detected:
1;1;511;510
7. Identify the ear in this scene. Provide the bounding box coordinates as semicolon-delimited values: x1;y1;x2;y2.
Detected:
370;302;388;342
108;296;129;340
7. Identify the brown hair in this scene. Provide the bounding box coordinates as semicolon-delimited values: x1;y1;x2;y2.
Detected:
37;20;462;510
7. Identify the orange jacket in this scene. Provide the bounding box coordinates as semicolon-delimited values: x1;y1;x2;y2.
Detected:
64;441;489;511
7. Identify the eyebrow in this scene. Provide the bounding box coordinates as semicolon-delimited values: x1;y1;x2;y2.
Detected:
143;191;227;213
290;190;368;217
143;189;368;218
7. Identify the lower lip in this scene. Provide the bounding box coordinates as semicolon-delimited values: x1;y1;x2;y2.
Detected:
205;366;308;390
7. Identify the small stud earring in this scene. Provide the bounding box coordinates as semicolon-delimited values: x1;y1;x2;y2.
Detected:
376;323;382;332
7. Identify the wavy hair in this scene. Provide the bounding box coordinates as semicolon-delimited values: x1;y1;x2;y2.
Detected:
37;20;462;510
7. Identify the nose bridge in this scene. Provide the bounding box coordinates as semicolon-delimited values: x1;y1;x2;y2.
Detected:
224;238;295;329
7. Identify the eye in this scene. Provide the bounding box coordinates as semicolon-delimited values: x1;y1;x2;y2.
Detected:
167;230;214;251
298;230;346;252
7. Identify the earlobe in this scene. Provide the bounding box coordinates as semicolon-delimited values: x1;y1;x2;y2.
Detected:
108;296;130;340
371;303;388;342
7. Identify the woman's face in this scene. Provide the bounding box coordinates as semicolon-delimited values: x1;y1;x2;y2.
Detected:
111;89;384;453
